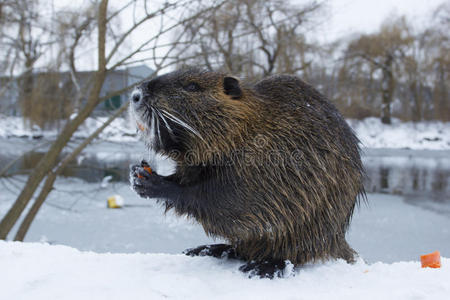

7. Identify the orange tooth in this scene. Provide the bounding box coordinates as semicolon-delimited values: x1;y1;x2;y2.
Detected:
137;123;145;131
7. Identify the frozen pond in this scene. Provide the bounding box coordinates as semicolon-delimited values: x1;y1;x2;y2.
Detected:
0;137;449;263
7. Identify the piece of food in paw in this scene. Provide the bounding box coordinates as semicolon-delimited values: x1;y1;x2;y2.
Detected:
137;166;152;179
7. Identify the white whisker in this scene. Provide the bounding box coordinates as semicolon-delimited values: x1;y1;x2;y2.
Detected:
148;111;156;147
156;109;173;135
152;108;163;145
161;110;204;141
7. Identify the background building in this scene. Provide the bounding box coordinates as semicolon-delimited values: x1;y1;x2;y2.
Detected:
0;65;153;118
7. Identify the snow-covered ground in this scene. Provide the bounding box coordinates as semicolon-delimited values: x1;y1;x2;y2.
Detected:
1;241;449;300
0;177;216;254
0;115;449;149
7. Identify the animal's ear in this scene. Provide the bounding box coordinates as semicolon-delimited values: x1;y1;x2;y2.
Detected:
223;76;242;100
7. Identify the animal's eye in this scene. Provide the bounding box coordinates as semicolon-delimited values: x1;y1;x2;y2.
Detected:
184;82;201;92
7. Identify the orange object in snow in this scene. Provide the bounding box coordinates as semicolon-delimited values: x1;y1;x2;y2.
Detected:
420;251;441;268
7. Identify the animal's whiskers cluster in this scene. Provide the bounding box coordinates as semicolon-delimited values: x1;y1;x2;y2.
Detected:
160;110;204;141
139;99;204;149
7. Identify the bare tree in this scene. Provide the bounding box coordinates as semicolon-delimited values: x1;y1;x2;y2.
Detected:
343;17;414;124
3;1;51;123
175;0;323;78
423;3;450;121
0;0;44;114
0;0;226;240
54;3;97;112
337;9;449;123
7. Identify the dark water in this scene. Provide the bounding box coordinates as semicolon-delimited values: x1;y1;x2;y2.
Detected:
362;149;450;205
1;147;449;203
363;158;449;203
0;151;135;183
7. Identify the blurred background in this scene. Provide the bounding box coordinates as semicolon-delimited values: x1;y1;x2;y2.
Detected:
0;0;448;263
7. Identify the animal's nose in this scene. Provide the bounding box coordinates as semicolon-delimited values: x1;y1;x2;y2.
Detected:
132;92;141;103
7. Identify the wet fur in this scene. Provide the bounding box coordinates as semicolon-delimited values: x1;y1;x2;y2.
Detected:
130;68;366;276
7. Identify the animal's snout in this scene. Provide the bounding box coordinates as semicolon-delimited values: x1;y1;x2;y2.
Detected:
132;91;141;103
131;89;143;107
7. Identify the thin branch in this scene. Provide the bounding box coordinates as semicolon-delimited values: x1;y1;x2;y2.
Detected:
109;1;225;70
105;0;192;64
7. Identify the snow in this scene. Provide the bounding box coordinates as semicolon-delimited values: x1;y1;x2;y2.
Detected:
348;118;450;150
0;176;217;254
1;241;449;300
0;114;449;149
0;115;139;143
100;175;113;188
348;193;450;263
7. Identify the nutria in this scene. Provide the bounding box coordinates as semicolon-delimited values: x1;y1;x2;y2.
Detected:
129;68;365;278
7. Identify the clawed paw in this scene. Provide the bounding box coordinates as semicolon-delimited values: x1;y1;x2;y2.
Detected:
239;259;290;279
130;160;162;198
184;245;294;279
183;244;237;259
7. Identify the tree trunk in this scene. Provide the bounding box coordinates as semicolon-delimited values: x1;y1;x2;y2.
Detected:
410;80;422;122
434;63;448;121
0;0;109;240
18;60;34;126
13;103;127;241
381;54;394;124
14;173;56;242
0;73;106;239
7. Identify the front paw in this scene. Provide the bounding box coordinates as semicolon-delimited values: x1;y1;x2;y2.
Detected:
130;161;164;198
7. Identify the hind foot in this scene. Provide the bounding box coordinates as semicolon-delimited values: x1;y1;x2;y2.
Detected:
183;244;238;259
336;239;357;264
239;259;288;279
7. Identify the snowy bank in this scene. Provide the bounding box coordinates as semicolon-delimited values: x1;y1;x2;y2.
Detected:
0;115;139;143
1;242;449;300
348;118;450;150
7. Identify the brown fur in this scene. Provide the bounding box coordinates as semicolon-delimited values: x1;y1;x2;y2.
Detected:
131;68;365;267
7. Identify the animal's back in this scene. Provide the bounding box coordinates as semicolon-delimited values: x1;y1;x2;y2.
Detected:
253;74;361;164
242;74;365;264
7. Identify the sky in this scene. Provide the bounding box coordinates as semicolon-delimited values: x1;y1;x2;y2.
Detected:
53;0;446;42
315;0;445;42
47;0;446;71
